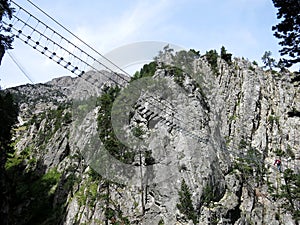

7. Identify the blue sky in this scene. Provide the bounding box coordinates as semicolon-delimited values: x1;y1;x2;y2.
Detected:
0;0;284;88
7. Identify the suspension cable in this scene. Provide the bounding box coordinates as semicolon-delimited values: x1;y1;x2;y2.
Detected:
22;0;201;125
26;0;131;79
7;51;35;84
6;3;278;202
6;1;207;143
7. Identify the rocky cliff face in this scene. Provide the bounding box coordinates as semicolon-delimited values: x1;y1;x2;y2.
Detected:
1;49;299;225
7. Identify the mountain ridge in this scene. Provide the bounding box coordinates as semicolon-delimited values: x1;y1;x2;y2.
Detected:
1;49;299;225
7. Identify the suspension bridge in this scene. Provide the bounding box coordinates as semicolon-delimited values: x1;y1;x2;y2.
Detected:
2;0;290;211
3;1;285;172
3;0;210;143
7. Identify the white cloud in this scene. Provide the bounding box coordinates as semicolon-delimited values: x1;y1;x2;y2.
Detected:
73;0;175;52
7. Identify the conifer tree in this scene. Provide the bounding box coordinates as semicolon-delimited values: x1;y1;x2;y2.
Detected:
177;179;197;224
272;0;300;68
0;0;14;65
261;51;277;70
220;46;232;64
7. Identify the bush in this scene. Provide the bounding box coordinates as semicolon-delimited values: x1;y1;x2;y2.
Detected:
158;218;165;225
249;65;255;72
274;148;285;157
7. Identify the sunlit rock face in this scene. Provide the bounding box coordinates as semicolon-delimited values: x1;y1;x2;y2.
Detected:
3;50;299;225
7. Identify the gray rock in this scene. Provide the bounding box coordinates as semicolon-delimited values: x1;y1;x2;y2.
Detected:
6;51;299;225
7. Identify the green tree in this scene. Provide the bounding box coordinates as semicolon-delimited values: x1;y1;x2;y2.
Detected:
279;169;300;223
234;140;266;185
189;49;200;57
177;179;197;224
173;49;199;75
261;51;277;70
0;0;15;65
131;61;157;82
158;218;165;225
0;92;18;146
0;91;18;225
154;44;174;62
220;46;232;64
205;49;219;75
277;58;288;72
272;0;300;68
97;85;134;163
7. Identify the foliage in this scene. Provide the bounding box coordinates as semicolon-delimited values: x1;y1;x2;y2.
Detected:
144;150;155;165
234;157;253;179
76;178;99;207
261;51;277;70
177;179;198;224
97;85;134;163
189;49;200;57
268;114;279;125
238;139;248;149
154;44;175;62
286;145;295;160
160;63;185;86
274;148;285;157
0;91;18;147
104;207;130;225
279;169;300;221
229;114;238;121
272;0;300;68
173;49;199;75
158;218;165;225
0;91;18;224
5;146;35;170
249;65;255;72
172;67;185;86
131;61;158;81
277;59;289;72
35;104;71;146
205;49;219;75
102;197;130;225
0;0;15;64
172;66;185;86
201;183;215;206
5;163;64;225
234;140;266;184
88;166;102;181
220;46;232;64
132;125;145;138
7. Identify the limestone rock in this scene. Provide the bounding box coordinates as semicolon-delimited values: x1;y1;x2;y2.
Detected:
3;52;299;225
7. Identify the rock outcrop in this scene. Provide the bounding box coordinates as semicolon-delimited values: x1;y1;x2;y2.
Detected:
1;49;299;225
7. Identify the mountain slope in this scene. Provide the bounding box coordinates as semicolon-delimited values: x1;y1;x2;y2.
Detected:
1;49;299;225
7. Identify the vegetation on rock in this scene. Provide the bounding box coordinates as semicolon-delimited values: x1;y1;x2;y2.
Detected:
272;0;300;68
97;85;135;163
177;179;198;224
0;0;14;64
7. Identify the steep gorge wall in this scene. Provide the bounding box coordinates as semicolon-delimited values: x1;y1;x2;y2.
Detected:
2;52;299;225
195;56;300;224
